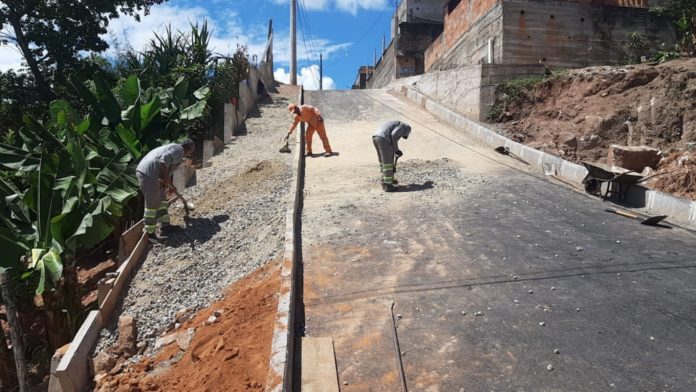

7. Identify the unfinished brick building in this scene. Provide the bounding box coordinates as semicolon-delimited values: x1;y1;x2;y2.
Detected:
426;0;676;71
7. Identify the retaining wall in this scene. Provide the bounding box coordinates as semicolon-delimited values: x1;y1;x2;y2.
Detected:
388;63;546;121
366;40;397;89
398;86;696;227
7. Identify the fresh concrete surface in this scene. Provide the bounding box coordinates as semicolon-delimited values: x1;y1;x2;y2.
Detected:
300;89;696;391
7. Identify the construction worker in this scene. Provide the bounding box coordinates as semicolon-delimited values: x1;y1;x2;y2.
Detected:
372;121;411;192
136;140;195;238
286;103;333;157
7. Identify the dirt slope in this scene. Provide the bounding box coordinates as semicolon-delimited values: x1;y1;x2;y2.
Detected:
492;58;696;200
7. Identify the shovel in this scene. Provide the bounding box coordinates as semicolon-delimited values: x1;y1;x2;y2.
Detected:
494;146;528;165
172;188;194;217
605;208;667;226
279;135;291;153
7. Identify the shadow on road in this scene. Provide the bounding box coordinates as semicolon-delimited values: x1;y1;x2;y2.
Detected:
396;180;435;192
159;214;229;249
307;152;340;158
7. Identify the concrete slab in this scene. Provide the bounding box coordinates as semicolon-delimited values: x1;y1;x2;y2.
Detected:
301;337;339;392
118;220;143;264
301;89;696;391
101;233;148;323
55;311;103;392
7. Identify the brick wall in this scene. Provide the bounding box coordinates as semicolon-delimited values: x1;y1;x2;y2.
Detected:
425;0;501;70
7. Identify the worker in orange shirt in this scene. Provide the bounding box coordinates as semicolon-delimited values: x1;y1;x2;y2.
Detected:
286;103;333;157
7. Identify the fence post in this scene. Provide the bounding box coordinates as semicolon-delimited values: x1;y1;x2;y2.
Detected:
0;271;28;392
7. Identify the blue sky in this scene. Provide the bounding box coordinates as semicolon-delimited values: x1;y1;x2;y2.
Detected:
0;0;397;90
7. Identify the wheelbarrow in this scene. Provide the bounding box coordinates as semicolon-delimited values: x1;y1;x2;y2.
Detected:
581;161;643;201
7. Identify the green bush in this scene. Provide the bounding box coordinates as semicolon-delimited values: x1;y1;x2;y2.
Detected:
489;76;546;121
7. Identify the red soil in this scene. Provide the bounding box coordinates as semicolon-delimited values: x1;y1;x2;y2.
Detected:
96;261;280;392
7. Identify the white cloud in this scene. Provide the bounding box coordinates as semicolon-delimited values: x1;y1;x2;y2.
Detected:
271;0;387;14
105;5;266;58
335;0;388;14
106;4;349;68
274;65;335;90
0;45;24;72
0;27;25;72
272;33;352;65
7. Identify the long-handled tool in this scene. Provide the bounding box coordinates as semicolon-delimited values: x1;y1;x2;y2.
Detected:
278;135;291;153
494;146;528;165
605;208;667;226
172;188;194;216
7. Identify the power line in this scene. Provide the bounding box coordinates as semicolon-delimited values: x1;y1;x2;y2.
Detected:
296;0;321;88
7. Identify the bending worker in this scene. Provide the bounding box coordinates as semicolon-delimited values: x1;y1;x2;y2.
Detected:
372;121;411;192
136;139;195;238
286;103;333;157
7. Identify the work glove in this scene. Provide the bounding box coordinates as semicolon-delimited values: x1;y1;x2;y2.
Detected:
395;150;403;158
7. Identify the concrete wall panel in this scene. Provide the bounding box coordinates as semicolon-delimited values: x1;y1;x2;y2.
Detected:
502;0;676;67
366;41;397;88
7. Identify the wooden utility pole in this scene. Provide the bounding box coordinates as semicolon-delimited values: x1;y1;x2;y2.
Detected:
0;271;28;392
319;53;323;90
290;0;297;85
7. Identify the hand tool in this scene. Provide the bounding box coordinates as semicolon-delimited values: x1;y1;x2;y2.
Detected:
605;208;667;226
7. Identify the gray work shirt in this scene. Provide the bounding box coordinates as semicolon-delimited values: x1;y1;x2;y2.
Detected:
136;144;184;179
373;121;411;152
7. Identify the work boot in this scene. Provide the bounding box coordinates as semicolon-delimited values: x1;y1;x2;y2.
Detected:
382;183;398;192
147;232;165;244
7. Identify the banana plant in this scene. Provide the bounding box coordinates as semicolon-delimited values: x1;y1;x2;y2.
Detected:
0;100;138;294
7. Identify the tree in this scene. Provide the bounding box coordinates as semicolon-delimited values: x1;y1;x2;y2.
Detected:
0;0;166;101
651;0;696;55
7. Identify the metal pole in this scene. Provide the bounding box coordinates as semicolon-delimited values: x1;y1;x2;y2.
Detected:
290;0;297;85
0;271;28;392
319;53;323;90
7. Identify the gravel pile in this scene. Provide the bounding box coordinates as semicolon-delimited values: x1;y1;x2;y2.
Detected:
95;92;295;358
368;158;492;193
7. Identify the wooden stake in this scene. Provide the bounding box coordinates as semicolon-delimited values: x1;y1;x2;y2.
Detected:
0;323;18;391
0;271;28;392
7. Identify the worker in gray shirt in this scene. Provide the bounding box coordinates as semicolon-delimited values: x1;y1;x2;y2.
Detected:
372;121;411;192
136;140;195;237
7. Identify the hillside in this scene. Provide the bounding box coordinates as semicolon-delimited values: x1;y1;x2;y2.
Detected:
491;58;696;200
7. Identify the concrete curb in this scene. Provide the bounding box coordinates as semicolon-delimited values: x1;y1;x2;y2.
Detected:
400;86;696;227
49;231;149;392
265;86;305;391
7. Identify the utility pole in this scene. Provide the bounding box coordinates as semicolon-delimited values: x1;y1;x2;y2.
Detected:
319;53;323;90
374;49;377;67
382;33;386;53
290;0;297;85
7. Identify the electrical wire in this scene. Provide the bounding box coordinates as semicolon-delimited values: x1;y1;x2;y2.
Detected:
296;0;321;88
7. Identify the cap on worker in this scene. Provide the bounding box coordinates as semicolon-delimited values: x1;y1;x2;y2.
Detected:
288;103;297;112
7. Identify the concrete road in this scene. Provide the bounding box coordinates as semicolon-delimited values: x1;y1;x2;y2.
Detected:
300;89;696;392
